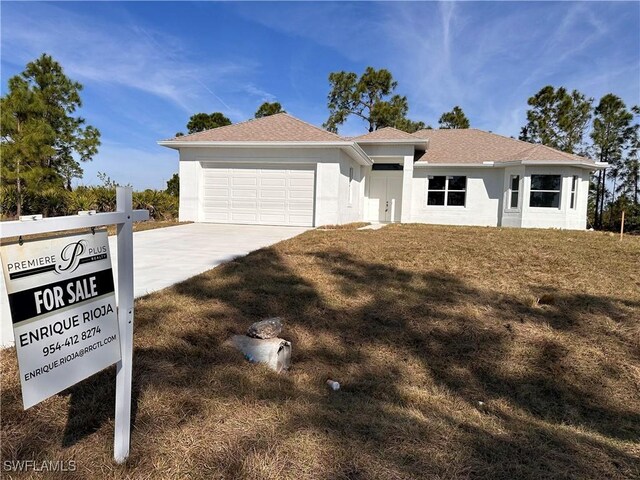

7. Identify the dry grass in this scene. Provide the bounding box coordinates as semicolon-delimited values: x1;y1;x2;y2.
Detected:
316;222;370;230
2;224;639;479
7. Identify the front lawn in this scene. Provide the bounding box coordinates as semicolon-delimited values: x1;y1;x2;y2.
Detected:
1;225;639;479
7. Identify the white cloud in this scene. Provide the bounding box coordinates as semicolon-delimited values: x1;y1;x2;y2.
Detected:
380;2;620;135
1;3;249;116
242;84;277;103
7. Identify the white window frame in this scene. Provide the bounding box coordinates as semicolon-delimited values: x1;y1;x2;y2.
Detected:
426;175;467;207
529;174;562;209
508;174;520;210
570;175;578;209
348;166;354;206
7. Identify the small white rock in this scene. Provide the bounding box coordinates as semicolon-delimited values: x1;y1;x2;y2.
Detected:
326;379;340;391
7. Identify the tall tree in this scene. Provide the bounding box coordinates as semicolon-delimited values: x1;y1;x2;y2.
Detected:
1;54;100;214
438;106;470;129
619;106;640;205
166;173;179;197
590;94;635;228
323;67;411;133
186;112;231;134
394;117;429;133
255;102;285;118
519;85;592;154
0;77;55;216
23;54;100;189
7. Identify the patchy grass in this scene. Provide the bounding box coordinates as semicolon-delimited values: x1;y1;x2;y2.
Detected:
1;224;639;479
317;222;370;230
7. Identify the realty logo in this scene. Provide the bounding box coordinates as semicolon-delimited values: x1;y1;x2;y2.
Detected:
6;236;109;281
55;240;87;274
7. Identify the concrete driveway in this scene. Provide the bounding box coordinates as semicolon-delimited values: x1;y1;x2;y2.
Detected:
0;223;306;347
109;223;309;298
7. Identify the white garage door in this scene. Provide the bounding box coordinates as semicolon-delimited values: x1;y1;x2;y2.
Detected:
201;164;315;226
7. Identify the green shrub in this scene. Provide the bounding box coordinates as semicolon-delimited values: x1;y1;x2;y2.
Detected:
67;187;98;213
29;187;69;217
0;185;18;218
0;185;178;221
92;186;117;213
133;189;178;220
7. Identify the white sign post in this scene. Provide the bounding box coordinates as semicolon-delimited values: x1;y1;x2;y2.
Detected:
0;187;148;464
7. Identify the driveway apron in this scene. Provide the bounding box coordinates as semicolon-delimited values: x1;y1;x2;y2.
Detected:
108;223;309;298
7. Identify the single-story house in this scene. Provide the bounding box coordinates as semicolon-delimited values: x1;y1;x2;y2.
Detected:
159;113;605;229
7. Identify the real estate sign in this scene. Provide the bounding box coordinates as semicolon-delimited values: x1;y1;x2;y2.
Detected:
1;230;121;409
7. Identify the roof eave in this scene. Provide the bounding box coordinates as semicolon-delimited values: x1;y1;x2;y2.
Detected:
521;160;603;169
413;162;497;168
159;140;351;149
347;142;374;166
354;139;429;147
157;140;373;166
414;160;602;169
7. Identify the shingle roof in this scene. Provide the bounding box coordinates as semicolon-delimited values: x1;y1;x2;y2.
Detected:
411;128;592;164
162;113;594;166
166;113;343;142
352;127;425;142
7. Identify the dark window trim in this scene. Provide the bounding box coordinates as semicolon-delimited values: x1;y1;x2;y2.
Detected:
426;175;467;207
372;163;403;171
529;174;561;208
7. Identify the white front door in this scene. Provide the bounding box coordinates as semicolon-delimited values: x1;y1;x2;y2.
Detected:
368;171;403;222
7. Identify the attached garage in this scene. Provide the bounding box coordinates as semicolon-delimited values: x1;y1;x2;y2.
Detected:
159;113;373;227
201;163;315;226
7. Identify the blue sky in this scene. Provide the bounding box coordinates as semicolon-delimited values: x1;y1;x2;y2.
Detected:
2;1;639;190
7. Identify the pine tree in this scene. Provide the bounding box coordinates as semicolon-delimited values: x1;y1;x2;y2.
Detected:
438;106;470;129
21;54;101;189
255;102;285;118
519;86;592;154
1;54;101;215
590;95;635;228
0;76;56;216
186;112;231;133
324;67;417;133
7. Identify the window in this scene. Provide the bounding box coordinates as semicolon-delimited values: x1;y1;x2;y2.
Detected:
529;174;561;208
509;175;520;209
348;167;354;205
427;176;467;206
570;175;578;209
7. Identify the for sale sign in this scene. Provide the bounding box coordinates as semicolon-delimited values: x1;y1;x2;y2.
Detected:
1;230;121;409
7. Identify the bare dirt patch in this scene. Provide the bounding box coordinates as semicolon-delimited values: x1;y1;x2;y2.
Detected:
1;224;639;479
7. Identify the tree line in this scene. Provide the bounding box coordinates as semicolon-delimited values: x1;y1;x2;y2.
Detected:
519;86;639;230
2;56;637;231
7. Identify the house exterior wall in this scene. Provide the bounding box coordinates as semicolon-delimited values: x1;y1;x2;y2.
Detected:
411;167;503;226
178;160;200;221
359;144;416;158
176;146;593;230
336;151;365;224
519;166;590;230
178;146;364;227
500;165;526;228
